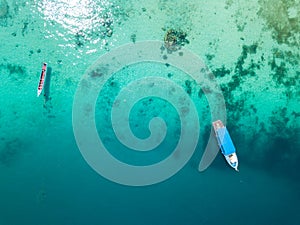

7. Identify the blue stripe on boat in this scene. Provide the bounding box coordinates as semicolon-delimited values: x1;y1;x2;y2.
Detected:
216;127;236;155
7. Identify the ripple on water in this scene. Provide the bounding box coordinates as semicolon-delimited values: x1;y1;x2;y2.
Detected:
35;0;117;54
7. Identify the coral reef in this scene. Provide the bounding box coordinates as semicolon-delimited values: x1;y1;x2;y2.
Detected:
164;29;189;52
130;34;136;43
0;0;8;18
258;0;300;47
0;63;27;81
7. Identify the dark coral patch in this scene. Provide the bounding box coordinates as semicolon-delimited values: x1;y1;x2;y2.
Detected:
90;69;104;78
89;65;109;78
212;65;231;78
0;63;26;80
164;29;189;52
235;43;259;77
130;34;136;43
184;80;192;95
258;0;300;47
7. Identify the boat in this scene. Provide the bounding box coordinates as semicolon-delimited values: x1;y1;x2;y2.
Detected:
212;120;239;171
37;63;47;97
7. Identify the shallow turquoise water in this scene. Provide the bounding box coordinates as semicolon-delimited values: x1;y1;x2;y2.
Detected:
0;0;299;225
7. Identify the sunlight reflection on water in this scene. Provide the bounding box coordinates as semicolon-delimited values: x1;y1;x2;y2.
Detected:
34;0;116;55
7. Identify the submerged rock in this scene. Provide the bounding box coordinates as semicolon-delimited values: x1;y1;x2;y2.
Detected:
164;29;189;51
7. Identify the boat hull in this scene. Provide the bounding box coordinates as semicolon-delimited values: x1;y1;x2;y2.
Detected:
213;120;239;171
37;63;47;97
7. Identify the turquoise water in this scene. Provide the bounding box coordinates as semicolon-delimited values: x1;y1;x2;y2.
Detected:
0;0;299;224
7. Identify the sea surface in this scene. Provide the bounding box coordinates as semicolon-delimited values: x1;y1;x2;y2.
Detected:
0;0;299;225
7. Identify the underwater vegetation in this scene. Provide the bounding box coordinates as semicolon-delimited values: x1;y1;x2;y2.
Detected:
184;80;192;95
258;107;300;179
269;48;300;90
0;138;23;166
209;43;262;121
130;34;137;43
159;0;195;34
0;0;9;26
0;63;27;81
234;44;260;77
205;31;299;178
73;14;114;48
0;0;8;18
89;64;109;79
0;1;27;27
164;29;189;52
0;0;297;186
258;0;300;47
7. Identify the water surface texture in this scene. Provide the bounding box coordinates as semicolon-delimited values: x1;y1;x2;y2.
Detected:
0;0;299;225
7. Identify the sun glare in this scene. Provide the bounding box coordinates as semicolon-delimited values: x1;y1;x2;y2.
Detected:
37;0;112;35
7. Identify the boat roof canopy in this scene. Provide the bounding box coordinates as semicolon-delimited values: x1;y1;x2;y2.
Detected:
217;127;236;155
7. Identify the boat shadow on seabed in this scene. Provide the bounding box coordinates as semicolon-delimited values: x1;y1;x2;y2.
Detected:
43;67;54;117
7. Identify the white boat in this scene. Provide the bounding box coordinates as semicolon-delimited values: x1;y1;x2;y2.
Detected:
37;63;47;97
213;120;239;171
